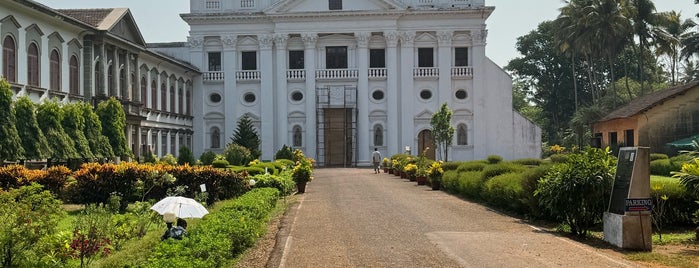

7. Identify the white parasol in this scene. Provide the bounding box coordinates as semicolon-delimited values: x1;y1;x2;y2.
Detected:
150;196;209;219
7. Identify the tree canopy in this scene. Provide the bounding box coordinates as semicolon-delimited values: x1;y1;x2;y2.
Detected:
230;114;261;160
79;102;114;159
37;100;79;160
430;103;455;161
14;97;50;160
96;97;131;159
62;103;94;159
0;79;23;161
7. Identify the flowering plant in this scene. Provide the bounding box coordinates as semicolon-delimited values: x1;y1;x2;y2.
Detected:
404;163;418;176
427;161;444;181
382;157;391;168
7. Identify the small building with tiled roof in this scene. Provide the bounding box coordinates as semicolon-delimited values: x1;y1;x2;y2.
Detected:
592;81;699;155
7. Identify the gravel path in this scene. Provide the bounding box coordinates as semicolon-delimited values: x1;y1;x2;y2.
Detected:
264;168;643;268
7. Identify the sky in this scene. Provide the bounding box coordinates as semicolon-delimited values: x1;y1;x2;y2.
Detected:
37;0;698;68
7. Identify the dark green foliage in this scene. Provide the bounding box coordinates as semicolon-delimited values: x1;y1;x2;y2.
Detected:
511;158;544;166
199;151;217;165
61;103;94;159
650;159;680;176
275;145;294;160
148;188;280;267
224;143;253;166
230;114;261;160
212;159;229;168
549;154;570;163
13;97;50;160
440;161;462;171
456;161;487;172
650;153;669;161
651;176;699;225
97;97;131;159
0;79;24;161
275;159;295;170
481;162;526;181
37;100;79;160
487;155;503;164
251;173;295;196
143;149;157;164
79;102;113;159
455;171;485;199
431;103;455;161
670;153;695;166
251;162;279;175
440;170;461;194
230;166;265;177
177;146;195;166
536;147;616;237
482;173;526;213
521;164;554;219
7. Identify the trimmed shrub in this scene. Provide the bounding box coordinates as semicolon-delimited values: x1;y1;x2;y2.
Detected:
650;159;678;176
487;155;503;164
33;166;71;198
670;153;695;166
482;172;526;213
650;176;699;226
224;143;253;166
520;164;554;219
456;161;487;172
440;170;460;194
212;159;230;168
481;162;526;181
275;145;294;160
650;153;669;161
275;159;295;170
456;171;486;200
199;151;217;166
178;147;196;166
158;154;177;165
251;162;279;175
549;154;569;163
441;161;462;172
251;173;295;196
511;158;543;166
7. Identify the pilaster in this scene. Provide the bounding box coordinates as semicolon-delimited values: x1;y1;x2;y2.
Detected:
355;32;371;165
17;27;26;85
399;31;415;154
471;28;488;159
222;34;237;142
274;33;289;152
61;42;68;93
40;35;49;89
437;30;453;107
259;34;274;160
188;35;206;156
384;30;399;156
302;32;318;159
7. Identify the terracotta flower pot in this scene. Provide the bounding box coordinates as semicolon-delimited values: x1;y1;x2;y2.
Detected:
296;182;307;193
416;176;427;185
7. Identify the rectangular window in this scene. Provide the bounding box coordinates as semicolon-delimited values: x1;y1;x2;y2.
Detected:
326;46;347;69
161;134;167;156
454;47;468;66
609;132;618;146
289;50;304;69
418;47;434;67
625;129;634;146
152;133;158;155
329;0;342;10
241;51;257;70
369;49;385;68
208;52;221;71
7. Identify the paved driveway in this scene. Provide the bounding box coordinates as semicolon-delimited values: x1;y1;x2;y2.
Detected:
270;168;641;268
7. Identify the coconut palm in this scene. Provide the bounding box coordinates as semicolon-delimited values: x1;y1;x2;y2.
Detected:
623;0;659;95
655;11;696;85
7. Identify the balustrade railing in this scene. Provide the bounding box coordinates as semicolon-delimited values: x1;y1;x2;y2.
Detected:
205;0;221;9
236;70;261;81
287;69;306;80
368;68;387;79
203;71;224;81
451;66;473;79
315;69;359;80
240;0;255;8
413;67;439;78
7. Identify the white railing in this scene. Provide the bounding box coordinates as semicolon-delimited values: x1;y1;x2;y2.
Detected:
205;0;221;9
413;67;439;78
203;71;224;81
315;69;359;80
236;71;261;81
368;68;387;79
287;69;306;80
240;0;255;8
451;66;473;79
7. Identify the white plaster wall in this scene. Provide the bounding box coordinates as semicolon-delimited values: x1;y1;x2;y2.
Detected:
290;0;385;12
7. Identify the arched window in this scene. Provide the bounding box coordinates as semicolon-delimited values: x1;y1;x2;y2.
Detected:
211;127;221;148
293;126;303;147
374;125;383;146
151;80;157;109
186;90;192;115
94;63;101;94
107;65;114;95
170;85;175;113
457;124;468;145
3;36;16;83
69;55;79;95
161;82;166;111
27;42;39;86
119;69;126;99
140;77;147;106
178;87;183;114
49;49;60;90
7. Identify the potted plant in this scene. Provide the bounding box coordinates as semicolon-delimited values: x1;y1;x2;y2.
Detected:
428;161;444;190
392;159;401;176
404;163;417;181
415;165;429;185
292;157;313;193
382;157;390;173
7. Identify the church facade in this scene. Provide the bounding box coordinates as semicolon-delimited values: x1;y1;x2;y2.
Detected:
160;0;542;165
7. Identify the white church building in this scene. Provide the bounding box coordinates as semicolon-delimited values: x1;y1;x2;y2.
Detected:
152;0;541;166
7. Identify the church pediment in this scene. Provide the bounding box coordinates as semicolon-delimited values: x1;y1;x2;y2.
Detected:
107;11;146;46
265;0;406;14
414;110;433;120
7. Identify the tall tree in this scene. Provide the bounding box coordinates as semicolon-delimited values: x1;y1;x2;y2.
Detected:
0;79;23;161
61;103;94;159
79;102;113;159
230;114;261;160
430;103;455;162
96;97;131;159
655;11;696;85
625;0;659;94
37;100;79;161
14;97;50;160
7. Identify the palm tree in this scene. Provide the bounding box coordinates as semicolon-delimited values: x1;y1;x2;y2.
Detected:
623;0;659;95
655;11;696;85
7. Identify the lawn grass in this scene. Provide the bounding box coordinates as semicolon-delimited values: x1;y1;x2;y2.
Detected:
627;251;698;268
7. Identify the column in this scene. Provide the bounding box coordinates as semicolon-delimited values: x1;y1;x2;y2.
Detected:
355;32;371;165
471;29;488;159
222;35;238;141
437;31;453;108
302;33;318;159
174;131;180;156
101;43;108;96
125;52;132;100
61;42;69;93
174;79;180;114
112;47;118;97
134;54;141;103
259;34;274;161
399;31;416;154
156;71;162;110
146;69;152;108
165;76;171;112
40;35;49;89
384;31;399;156
274;33;289;152
188;36;206;157
166;130;172;155
136;126;142;157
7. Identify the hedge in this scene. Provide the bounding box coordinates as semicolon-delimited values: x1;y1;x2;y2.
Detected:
482;172;526;213
650;176;699;226
456;161;486;172
650;159;679;176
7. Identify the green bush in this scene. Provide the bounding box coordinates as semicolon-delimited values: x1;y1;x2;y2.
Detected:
441;161;462;171
440;170;460;194
158;154;177;165
487;155;503;164
251;173;295;196
456;161;487;172
511;158;543;166
212;159;230;168
224;143;253;166
275;145;294;160
650;153;669;161
456;171;486;200
251;162;279;175
650;176;699;226
536;147;616;237
275;159;295;170
481;162;526;181
148;188;280;267
549;154;569;163
199;151;217;166
520;164;553;219
670;153;695;166
650;159;678;176
482;172;526;213
177;147;195;166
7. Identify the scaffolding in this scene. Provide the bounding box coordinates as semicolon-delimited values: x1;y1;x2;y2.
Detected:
316;86;358;167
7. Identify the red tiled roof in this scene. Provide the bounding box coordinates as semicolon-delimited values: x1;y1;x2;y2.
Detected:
598;81;699;122
56;9;114;28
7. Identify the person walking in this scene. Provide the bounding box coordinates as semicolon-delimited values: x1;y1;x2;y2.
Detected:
372;148;382;174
